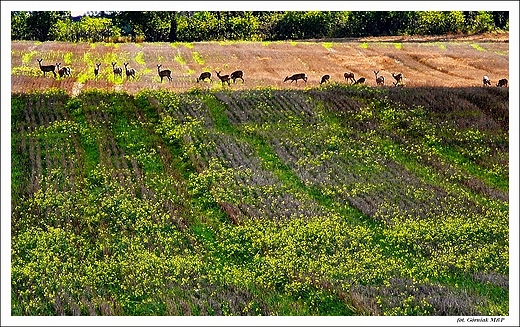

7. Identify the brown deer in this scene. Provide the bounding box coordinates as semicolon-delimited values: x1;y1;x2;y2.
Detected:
392;72;403;86
320;74;330;84
374;70;385;86
112;62;123;79
344;72;355;84
496;78;508;87
196;71;212;83
124;63;136;79
56;63;71;78
157;64;172;82
231;70;244;83
216;71;231;85
354;77;366;85
37;59;56;78
284;73;307;84
94;63;101;79
482;75;491;86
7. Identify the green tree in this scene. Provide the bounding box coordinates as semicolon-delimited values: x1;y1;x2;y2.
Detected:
492;11;508;29
415;11;465;35
11;11;30;40
26;11;70;41
463;11;496;33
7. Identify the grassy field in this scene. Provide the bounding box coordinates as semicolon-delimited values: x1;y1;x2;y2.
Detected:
10;82;509;316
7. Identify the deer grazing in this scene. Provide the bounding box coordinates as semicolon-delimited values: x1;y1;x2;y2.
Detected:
124;63;136;79
284;73;307;84
56;63;71;78
482;75;491;86
392;73;403;86
196;71;212;83
374;71;385;86
344;72;356;84
496;78;508;87
37;59;57;78
353;77;366;85
216;71;231;85
320;74;330;84
94;63;101;79
231;70;244;83
112;62;123;79
157;64;172;83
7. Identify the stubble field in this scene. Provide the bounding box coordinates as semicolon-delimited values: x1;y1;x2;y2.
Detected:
11;32;509;95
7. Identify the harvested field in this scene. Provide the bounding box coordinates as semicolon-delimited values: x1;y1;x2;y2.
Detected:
11;33;509;95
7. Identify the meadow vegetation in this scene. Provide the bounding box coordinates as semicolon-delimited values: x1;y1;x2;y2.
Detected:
11;83;508;316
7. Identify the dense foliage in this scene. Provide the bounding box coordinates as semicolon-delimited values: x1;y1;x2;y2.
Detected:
11;84;509;316
11;11;509;42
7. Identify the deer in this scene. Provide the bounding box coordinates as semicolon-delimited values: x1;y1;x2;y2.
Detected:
496;78;508;87
157;64;172;83
37;59;57;78
216;71;231;85
344;72;355;84
56;63;71;78
320;74;330;84
94;63;101;79
482;75;491;86
374;71;385;86
353;77;366;85
393;81;404;87
284;73;307;84
196;71;212;83
112;62;123;79
124;63;136;80
392;73;403;86
231;70;244;83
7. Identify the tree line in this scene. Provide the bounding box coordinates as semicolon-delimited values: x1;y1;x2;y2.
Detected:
11;11;509;43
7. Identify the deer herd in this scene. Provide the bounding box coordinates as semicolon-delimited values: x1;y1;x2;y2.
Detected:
36;58;508;89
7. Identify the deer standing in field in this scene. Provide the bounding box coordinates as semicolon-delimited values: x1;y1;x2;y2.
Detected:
284;73;307;84
496;78;508;87
320;74;330;84
56;63;71;78
231;70;244;83
112;62;123;79
216;71;231;85
482;75;491;86
124;63;136;80
94;63;101;79
392;72;403;86
37;59;57;78
196;71;212;83
157;64;172;82
374;71;385;86
344;72;355;84
354;77;366;85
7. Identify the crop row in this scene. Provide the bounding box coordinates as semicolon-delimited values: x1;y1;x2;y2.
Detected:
11;86;509;316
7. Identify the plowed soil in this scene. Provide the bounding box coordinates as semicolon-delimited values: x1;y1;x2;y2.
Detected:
11;32;509;95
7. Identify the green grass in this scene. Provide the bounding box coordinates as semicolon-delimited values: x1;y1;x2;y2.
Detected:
322;42;333;50
135;51;146;65
192;51;205;65
174;53;186;66
470;43;486;51
10;85;509;316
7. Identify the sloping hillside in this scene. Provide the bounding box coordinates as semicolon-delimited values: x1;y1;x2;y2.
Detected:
11;84;509;316
11;36;509;95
